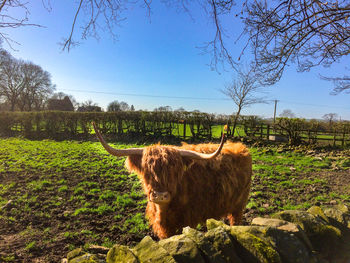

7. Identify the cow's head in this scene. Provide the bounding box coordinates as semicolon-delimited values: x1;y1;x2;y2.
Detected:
92;122;225;206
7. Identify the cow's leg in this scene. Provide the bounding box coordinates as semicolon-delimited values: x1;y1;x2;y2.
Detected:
227;184;251;226
227;211;243;226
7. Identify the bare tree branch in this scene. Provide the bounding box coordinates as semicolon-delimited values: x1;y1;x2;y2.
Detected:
61;0;84;52
1;0;349;95
198;0;239;72
0;0;43;49
220;66;267;134
241;0;350;88
321;73;350;94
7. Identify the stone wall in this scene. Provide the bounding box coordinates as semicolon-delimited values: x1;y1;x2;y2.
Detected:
64;204;350;263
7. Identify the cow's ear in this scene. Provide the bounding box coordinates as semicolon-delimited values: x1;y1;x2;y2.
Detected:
182;157;195;172
125;155;143;174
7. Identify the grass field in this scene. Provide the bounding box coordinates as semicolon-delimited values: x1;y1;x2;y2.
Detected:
0;138;349;262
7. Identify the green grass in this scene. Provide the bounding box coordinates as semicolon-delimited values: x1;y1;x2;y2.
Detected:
249;145;349;216
0;138;148;262
25;241;37;252
0;137;349;262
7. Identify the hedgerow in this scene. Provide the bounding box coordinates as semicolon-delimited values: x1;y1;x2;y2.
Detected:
0;111;349;145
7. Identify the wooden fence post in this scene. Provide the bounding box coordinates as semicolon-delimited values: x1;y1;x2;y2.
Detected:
183;121;186;139
118;119;123;135
266;124;270;141
307;130;310;144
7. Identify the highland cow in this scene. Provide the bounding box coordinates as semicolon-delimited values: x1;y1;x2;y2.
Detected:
92;122;252;239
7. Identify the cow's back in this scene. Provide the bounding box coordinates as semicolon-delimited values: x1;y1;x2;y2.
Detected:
178;141;252;225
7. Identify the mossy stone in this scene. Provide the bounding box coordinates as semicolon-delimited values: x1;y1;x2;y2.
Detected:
323;205;349;225
132;236;176;263
228;226;281;263
252;217;314;254
87;245;109;255
69;253;102;263
158;234;205;263
206;218;226;230
183;226;240;263
307;206;329;223
336;204;349;214
67;248;84;261
273;210;342;257
252;217;294;228
107;245;138;263
205;227;243;263
272;210;328;234
264;227;316;263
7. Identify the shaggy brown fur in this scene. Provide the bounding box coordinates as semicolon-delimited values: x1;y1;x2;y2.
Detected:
125;141;252;239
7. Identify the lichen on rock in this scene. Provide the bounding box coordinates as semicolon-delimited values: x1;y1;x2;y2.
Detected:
158;234;205;263
132;236;176;263
273;209;343;259
229;228;281;263
106;245;138;263
69;253;103;263
323;204;349;225
182;226;236;263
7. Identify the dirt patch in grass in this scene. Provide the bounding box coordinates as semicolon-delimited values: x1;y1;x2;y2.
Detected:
312;170;350;194
0;169;153;262
243;169;350;223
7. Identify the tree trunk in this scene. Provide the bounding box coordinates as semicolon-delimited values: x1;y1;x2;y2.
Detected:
232;107;242;137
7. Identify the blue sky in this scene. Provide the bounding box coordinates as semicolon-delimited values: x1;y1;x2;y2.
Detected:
2;1;350;120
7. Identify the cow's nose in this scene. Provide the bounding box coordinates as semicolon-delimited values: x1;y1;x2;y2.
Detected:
150;191;171;204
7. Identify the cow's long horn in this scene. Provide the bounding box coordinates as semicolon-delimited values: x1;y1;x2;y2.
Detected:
178;132;226;160
92;122;143;156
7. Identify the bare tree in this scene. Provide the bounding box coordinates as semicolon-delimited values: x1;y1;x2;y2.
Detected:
0;54;54;111
107;100;121;112
323;113;339;124
107;100;130;111
0;52;24;111
78;100;102;112
0;47;11;66
280;109;296;118
119;101;130;111
221;68;266;135
154;105;172;112
18;62;54;111
174;107;186;112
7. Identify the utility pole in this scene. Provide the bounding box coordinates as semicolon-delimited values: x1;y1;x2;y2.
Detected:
273;100;278;123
